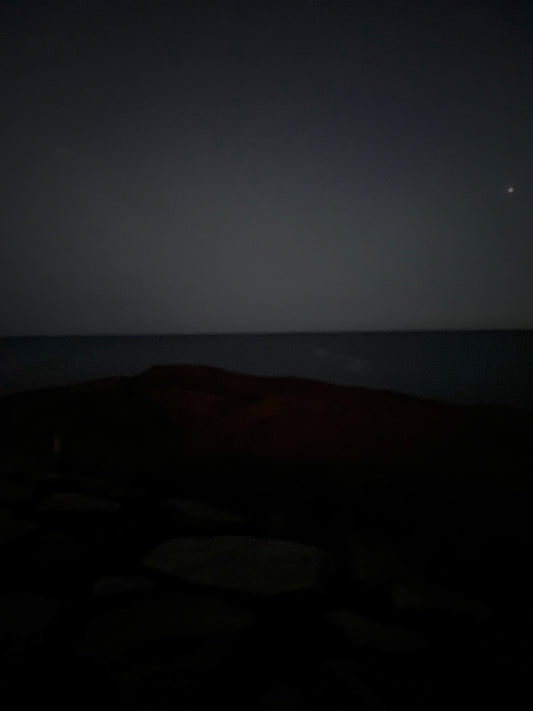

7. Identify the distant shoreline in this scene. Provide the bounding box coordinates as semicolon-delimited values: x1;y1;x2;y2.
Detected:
2;331;532;412
2;327;533;338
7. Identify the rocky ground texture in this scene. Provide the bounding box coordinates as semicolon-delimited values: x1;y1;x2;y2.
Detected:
1;366;533;709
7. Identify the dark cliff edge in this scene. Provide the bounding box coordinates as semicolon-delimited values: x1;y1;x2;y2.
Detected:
1;364;532;530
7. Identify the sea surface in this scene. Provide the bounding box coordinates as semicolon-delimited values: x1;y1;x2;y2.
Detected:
0;330;532;411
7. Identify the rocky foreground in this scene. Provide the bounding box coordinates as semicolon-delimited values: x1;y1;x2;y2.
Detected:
1;365;533;709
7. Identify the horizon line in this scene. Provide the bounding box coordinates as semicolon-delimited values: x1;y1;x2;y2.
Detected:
1;327;532;338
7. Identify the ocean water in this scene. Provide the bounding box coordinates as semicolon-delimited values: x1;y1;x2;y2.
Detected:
0;331;532;411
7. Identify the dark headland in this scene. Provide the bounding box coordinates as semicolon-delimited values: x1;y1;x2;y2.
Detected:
1;364;532;709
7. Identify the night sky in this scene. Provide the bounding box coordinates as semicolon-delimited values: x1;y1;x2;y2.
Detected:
1;0;532;336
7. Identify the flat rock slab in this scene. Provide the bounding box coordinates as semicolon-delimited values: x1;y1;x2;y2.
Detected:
0;594;63;657
91;576;156;597
35;492;122;513
79;593;255;664
393;582;493;621
0;510;39;546
325;609;428;653
160;498;249;527
142;535;324;595
0;480;36;504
